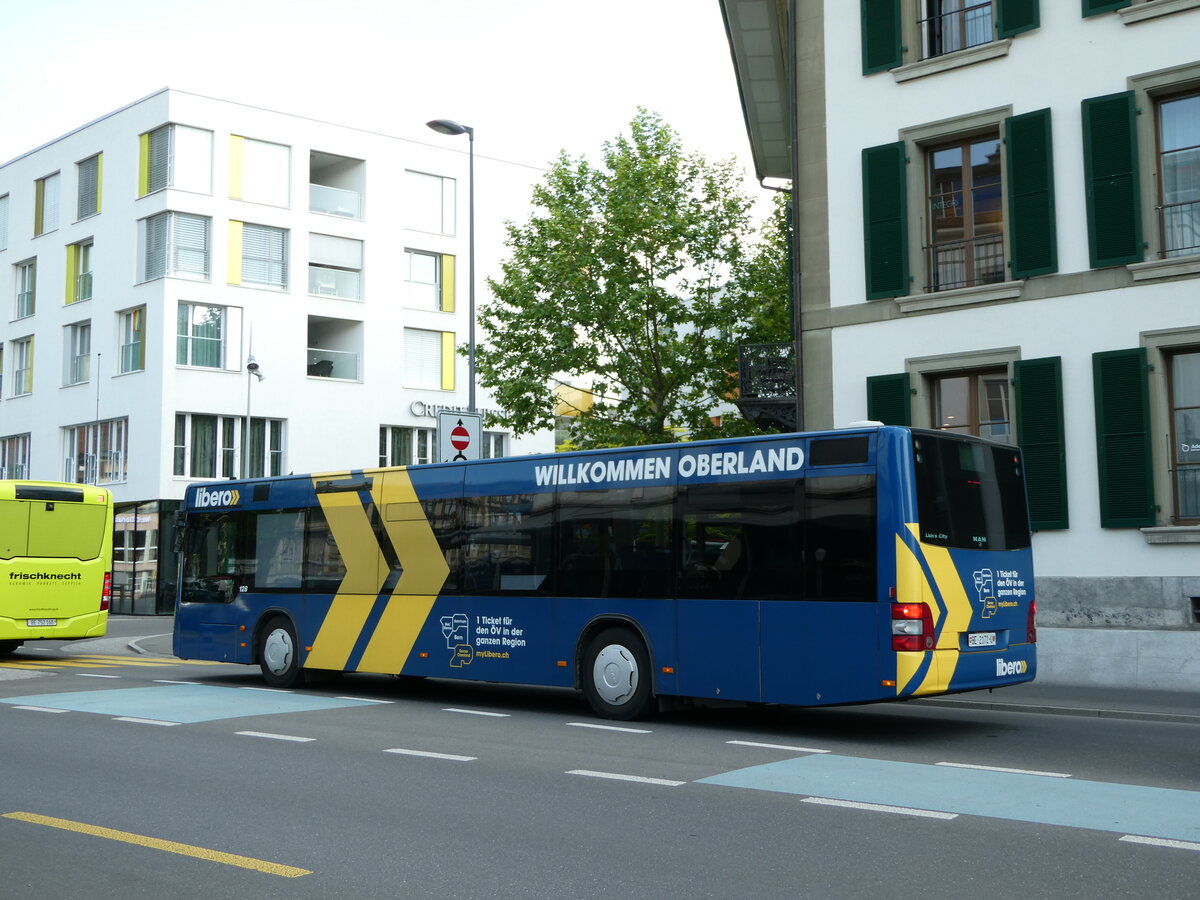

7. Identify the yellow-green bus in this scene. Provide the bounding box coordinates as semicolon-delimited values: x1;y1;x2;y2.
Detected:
0;481;114;656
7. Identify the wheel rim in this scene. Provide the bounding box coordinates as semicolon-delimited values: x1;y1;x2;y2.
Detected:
262;626;294;676
592;643;638;706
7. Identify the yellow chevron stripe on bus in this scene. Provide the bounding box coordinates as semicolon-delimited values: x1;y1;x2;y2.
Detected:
894;531;927;695
356;469;448;674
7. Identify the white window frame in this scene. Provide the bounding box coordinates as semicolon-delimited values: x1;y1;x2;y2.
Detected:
64;321;91;386
145;124;213;195
75;239;94;303
406;170;456;235
238;137;291;207
63;417;128;486
11;336;33;396
119;307;146;374
379;425;435;466
139;212;211;282
174;412;285;479
241;223;289;289
35;172;60;236
14;259;35;319
482;431;507;459
77;154;101;220
176;302;227;369
0;433;30;480
405;249;442;310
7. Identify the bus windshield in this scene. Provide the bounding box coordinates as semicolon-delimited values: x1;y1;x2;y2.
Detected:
912;433;1030;551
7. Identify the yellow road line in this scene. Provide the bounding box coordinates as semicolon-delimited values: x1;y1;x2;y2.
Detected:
2;661;122;669
3;811;310;878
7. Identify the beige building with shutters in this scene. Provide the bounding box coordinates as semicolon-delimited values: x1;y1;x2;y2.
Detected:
721;0;1200;688
0;88;551;614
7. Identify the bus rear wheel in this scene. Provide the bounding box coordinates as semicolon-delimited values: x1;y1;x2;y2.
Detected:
259;616;304;688
582;627;652;720
0;640;22;657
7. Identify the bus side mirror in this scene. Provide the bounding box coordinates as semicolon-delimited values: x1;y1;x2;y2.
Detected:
173;511;188;552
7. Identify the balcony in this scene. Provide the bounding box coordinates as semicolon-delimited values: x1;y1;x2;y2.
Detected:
308;265;362;300
735;342;798;432
309;183;362;219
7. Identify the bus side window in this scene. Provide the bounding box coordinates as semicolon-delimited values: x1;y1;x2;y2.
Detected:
804;475;876;602
462;493;552;595
558;487;672;600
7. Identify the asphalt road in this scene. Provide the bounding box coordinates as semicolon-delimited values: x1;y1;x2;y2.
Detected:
1;621;1197;898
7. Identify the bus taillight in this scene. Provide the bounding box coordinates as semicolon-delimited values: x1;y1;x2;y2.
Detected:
101;572;111;612
1027;599;1037;643
892;602;934;652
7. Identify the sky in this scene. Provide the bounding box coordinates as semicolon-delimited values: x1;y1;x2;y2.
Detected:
1;0;771;225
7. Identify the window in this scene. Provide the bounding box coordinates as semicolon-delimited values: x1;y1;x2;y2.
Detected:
11;336;33;396
926;135;1004;291
140;124;212;196
177;303;225;368
34;173;60;236
861;0;1037;75
1157;91;1200;259
14;259;35;318
63;417;128;485
119;307;146;373
64;321;91;386
482;431;506;459
77;154;101;219
404;328;454;390
230;136;290;207
139;212;210;281
862;106;1055;299
379;425;435;466
463;490;555;595
0;194;8;251
0;433;30;480
1167;348;1200;522
68;240;93;303
233;222;288;289
405;250;455;311
930;368;1010;440
174;413;284;479
558;487;670;599
406;170;456;235
308;233;363;300
921;1;993;58
867;352;1067;530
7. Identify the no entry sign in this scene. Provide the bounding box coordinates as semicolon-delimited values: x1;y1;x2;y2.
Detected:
437;411;482;462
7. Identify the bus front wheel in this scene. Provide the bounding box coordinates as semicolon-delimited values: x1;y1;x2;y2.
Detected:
258;617;304;688
582;628;652;720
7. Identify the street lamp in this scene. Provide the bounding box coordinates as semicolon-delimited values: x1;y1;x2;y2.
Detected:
426;118;476;413
243;355;264;477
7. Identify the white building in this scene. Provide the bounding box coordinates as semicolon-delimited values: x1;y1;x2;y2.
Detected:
0;88;552;612
722;0;1200;687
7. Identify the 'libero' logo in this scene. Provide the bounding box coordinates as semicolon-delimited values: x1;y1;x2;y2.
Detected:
995;658;1029;676
8;572;82;580
194;487;241;508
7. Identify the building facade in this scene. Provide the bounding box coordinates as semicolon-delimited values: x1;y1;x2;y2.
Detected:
723;0;1200;687
0;89;551;613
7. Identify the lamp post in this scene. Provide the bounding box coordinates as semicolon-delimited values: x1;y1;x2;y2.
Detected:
243;355;264;477
426;118;476;413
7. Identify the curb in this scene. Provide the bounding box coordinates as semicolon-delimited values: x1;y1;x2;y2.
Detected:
911;696;1200;726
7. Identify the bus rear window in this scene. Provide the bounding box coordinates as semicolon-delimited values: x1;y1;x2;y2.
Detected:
913;434;1030;551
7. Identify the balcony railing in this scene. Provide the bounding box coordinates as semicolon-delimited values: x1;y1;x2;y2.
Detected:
1160;199;1200;259
308;265;362;300
309;184;362;219
15;290;34;318
307;347;359;380
921;1;993;59
77;271;93;302
925;233;1004;292
68;354;89;385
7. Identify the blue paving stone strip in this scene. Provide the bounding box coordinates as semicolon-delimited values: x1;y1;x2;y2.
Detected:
699;754;1200;843
1;684;377;723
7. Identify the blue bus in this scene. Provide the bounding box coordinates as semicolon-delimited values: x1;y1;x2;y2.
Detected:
172;426;1036;718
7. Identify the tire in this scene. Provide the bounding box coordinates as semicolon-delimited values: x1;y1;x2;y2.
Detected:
258;616;304;688
582;627;653;720
0;640;22;657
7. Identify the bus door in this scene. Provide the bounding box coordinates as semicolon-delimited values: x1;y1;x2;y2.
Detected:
674;487;765;704
758;473;883;706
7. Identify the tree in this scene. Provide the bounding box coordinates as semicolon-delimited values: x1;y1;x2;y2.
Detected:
735;191;792;346
477;110;765;448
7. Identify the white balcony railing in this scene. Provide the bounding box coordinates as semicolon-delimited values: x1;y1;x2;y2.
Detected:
309;184;362;219
307;347;359;380
308;265;362;300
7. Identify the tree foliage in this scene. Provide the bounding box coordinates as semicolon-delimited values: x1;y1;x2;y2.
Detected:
477;110;767;448
736;191;793;345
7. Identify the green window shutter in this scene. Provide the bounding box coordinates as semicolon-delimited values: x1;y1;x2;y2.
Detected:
1081;92;1143;268
1014;357;1068;530
1092;348;1154;528
862;142;909;299
1006;108;1057;279
1081;0;1130;17
866;373;911;426
861;0;902;75
997;0;1039;38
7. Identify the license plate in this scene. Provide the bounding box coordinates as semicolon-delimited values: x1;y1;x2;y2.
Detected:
968;632;997;648
27;619;57;627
